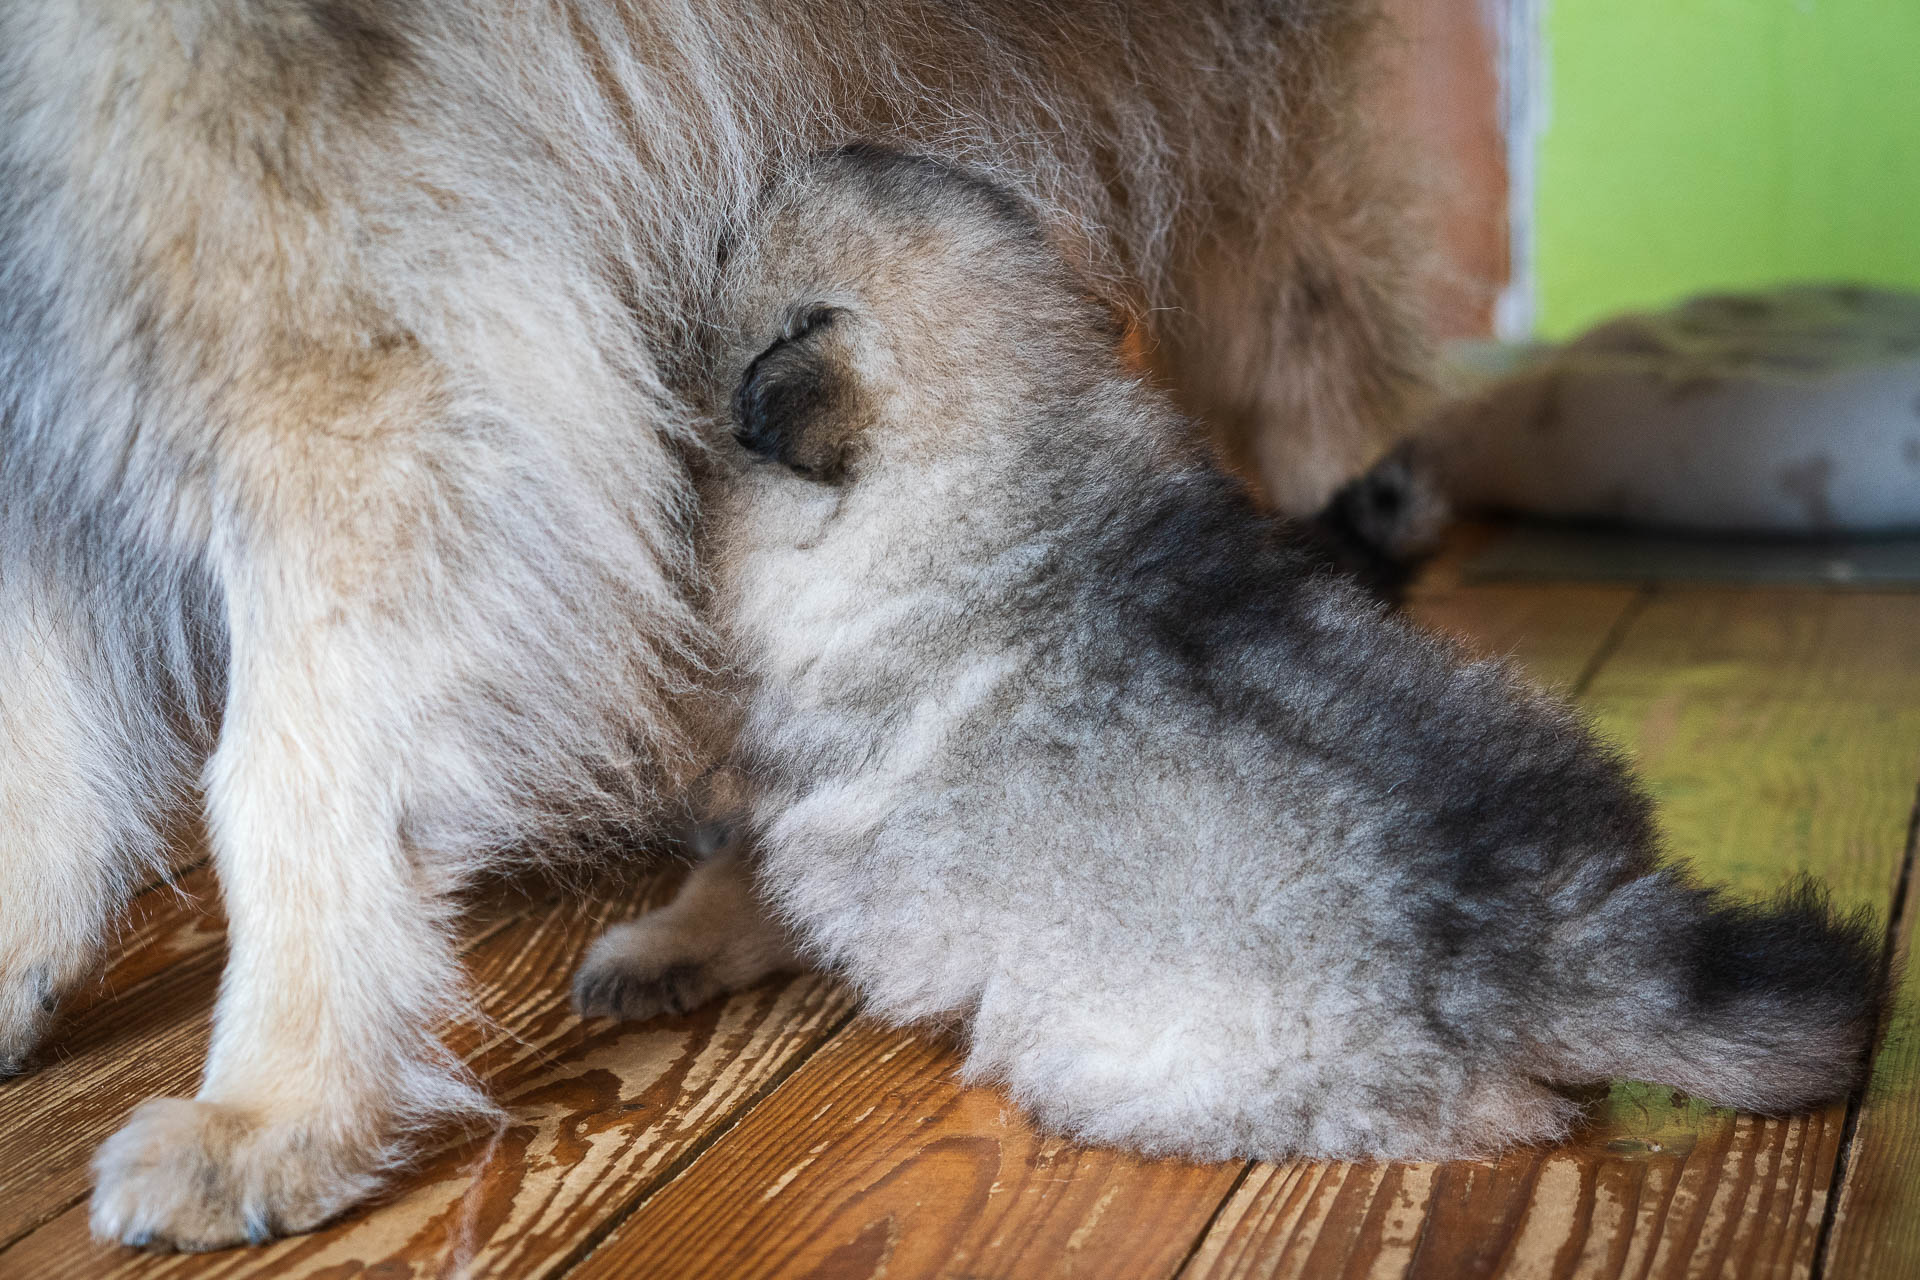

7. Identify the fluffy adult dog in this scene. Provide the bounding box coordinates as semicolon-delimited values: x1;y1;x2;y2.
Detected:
0;0;1426;1250
579;148;1885;1163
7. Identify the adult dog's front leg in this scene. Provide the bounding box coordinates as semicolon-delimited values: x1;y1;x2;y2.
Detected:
88;555;490;1251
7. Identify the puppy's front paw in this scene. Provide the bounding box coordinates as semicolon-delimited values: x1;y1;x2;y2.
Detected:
572;923;727;1022
90;1098;381;1251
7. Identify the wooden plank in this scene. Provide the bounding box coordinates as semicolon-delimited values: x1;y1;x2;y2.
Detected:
562;586;1636;1280
1181;1160;1440;1280
1583;591;1920;910
568;1020;1247;1280
76;865;224;1022
1402;523;1507;599
1181;588;1920;1279
1821;789;1920;1278
1;870;855;1279
1189;1100;1845;1280
1410;583;1641;693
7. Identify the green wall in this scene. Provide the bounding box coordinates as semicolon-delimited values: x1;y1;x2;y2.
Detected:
1535;0;1920;338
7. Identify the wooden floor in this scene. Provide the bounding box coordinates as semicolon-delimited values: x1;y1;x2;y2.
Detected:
3;533;1918;1279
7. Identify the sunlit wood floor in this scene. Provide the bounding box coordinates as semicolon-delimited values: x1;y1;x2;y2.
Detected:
2;527;1917;1279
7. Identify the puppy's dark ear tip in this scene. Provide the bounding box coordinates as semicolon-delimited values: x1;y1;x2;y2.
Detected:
731;324;847;479
731;402;802;465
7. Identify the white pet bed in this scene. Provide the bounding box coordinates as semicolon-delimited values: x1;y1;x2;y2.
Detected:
1419;285;1920;535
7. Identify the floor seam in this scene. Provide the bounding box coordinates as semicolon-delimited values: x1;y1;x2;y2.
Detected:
1809;771;1920;1280
1570;584;1655;699
1170;1160;1256;1279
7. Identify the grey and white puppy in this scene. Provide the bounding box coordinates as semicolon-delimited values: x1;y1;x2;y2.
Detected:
584;148;1885;1162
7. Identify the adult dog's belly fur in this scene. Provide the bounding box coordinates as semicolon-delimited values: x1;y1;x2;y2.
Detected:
0;0;1423;1250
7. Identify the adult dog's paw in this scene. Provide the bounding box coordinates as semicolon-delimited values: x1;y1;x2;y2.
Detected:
0;970;54;1078
90;1098;380;1250
0;955;89;1079
572;922;727;1022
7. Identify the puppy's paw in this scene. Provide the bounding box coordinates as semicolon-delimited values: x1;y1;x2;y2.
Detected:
90;1098;380;1251
572;922;727;1022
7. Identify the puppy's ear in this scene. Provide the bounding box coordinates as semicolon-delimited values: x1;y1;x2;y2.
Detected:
733;306;861;482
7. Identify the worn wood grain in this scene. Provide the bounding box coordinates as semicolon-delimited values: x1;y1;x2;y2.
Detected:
570;1019;1247;1280
1182;588;1920;1279
1582;591;1920;911
1410;584;1641;694
1;868;855;1280
1822;785;1920;1279
1187;1098;1847;1280
1182;1160;1437;1280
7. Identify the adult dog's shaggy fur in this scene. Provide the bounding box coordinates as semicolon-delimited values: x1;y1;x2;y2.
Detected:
580;149;1886;1163
0;0;1427;1249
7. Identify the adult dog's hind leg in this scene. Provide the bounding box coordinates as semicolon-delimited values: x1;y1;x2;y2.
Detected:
0;569;200;1075
575;847;802;1022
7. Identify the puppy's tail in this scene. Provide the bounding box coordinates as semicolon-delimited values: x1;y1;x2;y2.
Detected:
1540;872;1889;1111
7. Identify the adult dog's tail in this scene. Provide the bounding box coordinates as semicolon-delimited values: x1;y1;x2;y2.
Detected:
1542;873;1888;1111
